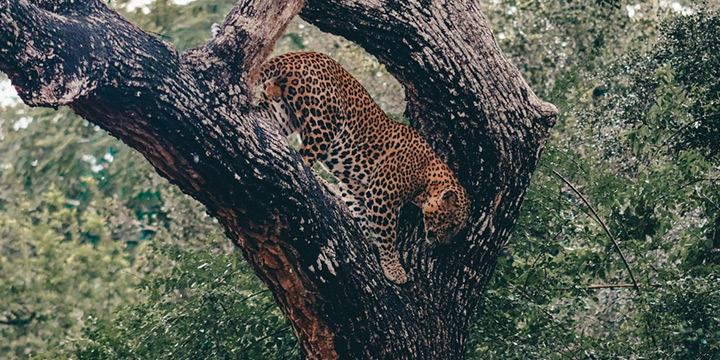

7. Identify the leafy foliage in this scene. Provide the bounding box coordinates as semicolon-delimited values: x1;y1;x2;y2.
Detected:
0;184;141;357
60;240;297;360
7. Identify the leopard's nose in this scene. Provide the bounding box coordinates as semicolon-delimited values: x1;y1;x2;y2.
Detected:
438;234;453;245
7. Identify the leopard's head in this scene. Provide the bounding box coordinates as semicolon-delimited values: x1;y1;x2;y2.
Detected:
421;186;470;245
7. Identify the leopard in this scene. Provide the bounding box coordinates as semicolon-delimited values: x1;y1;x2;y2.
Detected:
256;52;470;284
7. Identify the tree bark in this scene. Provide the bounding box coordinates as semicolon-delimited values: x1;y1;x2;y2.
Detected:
0;0;556;358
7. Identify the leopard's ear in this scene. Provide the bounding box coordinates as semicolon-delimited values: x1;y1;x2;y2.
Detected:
441;190;459;210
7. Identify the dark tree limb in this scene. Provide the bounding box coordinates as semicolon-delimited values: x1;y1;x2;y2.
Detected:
0;0;556;358
0;307;36;326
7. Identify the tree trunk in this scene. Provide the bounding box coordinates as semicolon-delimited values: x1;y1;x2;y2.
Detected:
0;0;556;358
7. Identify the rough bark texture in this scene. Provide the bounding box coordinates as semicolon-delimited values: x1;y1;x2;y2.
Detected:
0;0;556;358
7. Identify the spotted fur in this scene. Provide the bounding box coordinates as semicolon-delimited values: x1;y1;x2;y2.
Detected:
257;52;470;284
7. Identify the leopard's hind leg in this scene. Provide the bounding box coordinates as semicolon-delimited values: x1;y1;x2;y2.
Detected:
323;134;372;236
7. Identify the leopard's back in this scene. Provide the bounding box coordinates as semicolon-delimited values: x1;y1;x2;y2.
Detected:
258;52;432;184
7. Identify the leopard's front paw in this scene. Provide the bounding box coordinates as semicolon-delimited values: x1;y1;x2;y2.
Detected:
386;267;407;284
381;257;408;284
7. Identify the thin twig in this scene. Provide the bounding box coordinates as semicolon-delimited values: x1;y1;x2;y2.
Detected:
215;297;243;360
522;246;547;291
553;283;661;290
552;170;640;291
241;326;293;353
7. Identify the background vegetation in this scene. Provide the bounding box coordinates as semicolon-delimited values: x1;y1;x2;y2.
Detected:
0;0;718;358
